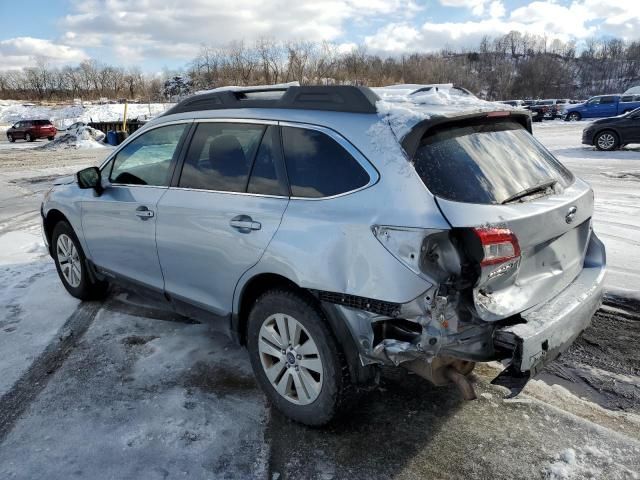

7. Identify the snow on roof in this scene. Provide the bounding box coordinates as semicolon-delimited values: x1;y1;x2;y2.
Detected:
624;86;640;95
373;86;513;139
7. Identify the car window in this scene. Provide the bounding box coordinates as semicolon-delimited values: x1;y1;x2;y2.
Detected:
109;123;187;186
621;96;633;102
413;120;573;205
587;97;600;105
247;126;287;196
600;96;616;104
178;122;264;192
281;127;370;198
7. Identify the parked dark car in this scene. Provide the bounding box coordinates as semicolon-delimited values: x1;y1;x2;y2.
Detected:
530;99;569;120
582;108;640;150
6;119;57;142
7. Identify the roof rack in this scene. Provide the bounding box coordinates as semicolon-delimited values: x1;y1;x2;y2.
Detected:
162;85;380;116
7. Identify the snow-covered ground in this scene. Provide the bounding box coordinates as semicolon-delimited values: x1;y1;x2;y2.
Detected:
0;118;638;479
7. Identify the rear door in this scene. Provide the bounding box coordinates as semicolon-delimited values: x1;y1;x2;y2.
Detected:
411;118;593;320
155;121;289;317
598;95;618;117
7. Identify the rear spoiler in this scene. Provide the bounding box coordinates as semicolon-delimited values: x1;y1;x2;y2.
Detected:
401;111;532;159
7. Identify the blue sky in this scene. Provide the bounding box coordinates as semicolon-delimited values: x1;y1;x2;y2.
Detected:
1;0;638;71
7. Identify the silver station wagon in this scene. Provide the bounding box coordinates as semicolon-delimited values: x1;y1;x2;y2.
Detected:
42;85;606;425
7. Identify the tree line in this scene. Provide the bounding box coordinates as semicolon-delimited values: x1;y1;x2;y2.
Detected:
1;32;639;103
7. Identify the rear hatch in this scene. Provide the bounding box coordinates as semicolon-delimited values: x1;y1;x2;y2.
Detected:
409;116;593;321
33;120;56;135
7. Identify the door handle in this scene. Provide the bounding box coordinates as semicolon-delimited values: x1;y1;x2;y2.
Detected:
230;215;261;231
135;205;155;219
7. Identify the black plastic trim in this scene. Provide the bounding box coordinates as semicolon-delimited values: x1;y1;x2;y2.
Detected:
163;86;380;116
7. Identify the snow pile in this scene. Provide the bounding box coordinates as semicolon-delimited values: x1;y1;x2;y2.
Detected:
0;101;171;128
37;125;106;150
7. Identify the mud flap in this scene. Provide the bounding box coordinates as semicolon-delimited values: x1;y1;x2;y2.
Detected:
490;366;531;398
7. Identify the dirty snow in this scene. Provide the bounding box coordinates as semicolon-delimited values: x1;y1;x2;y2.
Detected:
37;125;106;150
0;229;79;396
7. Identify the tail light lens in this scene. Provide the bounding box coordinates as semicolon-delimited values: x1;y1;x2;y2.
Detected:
473;227;520;266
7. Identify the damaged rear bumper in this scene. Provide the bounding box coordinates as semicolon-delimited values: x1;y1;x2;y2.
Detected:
492;232;606;393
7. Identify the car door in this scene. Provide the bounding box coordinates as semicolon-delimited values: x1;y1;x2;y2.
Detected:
625;111;640;143
156;121;289;317
16;121;27;138
598;95;618;117
81;122;190;291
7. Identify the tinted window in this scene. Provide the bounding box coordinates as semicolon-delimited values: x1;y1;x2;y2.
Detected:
600;96;616;104
281;127;369;198
247;126;286;196
413;120;574;205
33;120;51;125
621;96;633;102
109;123;187;186
179;123;264;192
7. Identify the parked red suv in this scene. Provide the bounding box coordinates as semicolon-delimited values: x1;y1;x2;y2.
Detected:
6;120;57;142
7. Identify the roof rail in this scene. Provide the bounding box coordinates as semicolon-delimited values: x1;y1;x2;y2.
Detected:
162;85;380;116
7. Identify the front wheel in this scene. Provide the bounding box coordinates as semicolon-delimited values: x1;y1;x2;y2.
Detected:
52;221;108;300
7;134;14;143
595;131;619;151
247;290;354;426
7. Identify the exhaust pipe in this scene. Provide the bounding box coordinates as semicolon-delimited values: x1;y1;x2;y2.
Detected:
404;357;477;401
443;366;477;401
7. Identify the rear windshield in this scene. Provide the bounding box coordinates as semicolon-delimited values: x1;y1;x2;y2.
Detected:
413;120;574;204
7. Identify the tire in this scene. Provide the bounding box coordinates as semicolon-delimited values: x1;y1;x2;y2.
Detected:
566;112;581;122
25;133;33;142
594;130;619;151
7;134;14;143
48;136;55;141
52;221;108;300
247;289;354;426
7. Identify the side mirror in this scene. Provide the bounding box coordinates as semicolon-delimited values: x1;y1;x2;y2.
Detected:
76;166;103;194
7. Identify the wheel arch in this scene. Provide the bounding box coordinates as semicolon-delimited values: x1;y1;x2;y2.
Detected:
232;271;377;386
43;208;70;255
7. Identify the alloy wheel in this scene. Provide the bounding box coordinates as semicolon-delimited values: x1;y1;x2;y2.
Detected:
597;133;616;150
258;313;323;405
56;234;82;288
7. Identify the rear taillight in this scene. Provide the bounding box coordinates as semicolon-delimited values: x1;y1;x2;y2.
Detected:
473;227;520;266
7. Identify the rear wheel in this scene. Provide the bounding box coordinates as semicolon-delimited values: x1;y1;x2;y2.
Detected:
25;133;33;142
48;136;55;141
566;112;581;121
247;289;354;426
7;134;14;143
52;221;108;300
595;130;619;151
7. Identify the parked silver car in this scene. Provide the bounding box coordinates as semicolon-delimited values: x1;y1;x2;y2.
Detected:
42;85;606;426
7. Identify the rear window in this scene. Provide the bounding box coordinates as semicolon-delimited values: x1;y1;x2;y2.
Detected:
32;120;52;126
413;120;574;204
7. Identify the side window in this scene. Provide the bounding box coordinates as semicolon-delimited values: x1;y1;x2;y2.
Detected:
247;126;287;196
621;96;633;102
110;124;187;186
178;123;264;192
600;96;616;104
587;97;600;105
281;127;370;198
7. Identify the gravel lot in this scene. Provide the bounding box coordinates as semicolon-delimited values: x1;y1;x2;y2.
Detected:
0;127;639;480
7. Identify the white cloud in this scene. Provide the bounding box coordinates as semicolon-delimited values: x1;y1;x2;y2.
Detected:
0;37;88;70
365;24;421;52
439;0;490;16
489;0;506;19
58;0;421;64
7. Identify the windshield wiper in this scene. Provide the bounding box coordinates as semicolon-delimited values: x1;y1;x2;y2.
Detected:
501;180;557;204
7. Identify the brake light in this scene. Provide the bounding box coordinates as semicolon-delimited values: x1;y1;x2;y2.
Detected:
473;228;520;266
